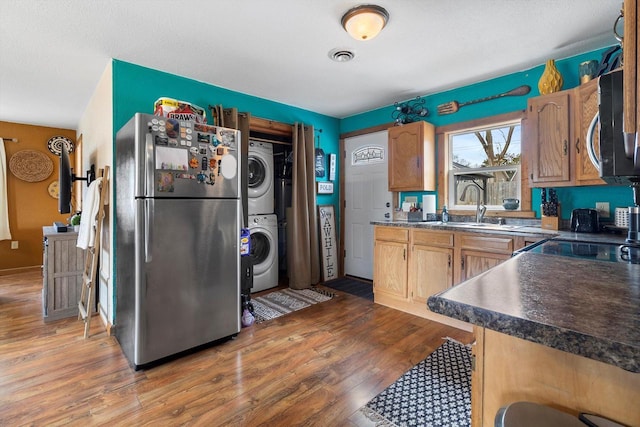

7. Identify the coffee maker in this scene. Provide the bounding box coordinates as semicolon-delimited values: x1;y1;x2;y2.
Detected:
628;181;640;244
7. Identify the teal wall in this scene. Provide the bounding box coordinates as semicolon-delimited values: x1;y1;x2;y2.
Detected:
111;60;341;209
340;47;634;219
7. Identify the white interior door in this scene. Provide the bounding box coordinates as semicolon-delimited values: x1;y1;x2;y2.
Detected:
344;131;392;280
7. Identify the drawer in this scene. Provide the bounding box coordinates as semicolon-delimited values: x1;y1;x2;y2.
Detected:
458;233;514;253
411;229;454;247
375;226;409;242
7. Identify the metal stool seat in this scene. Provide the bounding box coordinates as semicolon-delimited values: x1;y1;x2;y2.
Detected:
495;402;585;427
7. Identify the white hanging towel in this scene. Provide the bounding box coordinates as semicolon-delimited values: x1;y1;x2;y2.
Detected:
0;138;12;241
77;177;103;250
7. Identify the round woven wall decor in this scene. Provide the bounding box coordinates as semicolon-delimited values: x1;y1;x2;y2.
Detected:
9;150;54;182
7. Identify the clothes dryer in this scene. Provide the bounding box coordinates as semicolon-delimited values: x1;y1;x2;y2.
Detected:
248;214;279;292
248;141;274;215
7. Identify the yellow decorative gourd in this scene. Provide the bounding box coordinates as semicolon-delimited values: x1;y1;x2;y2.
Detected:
538;59;563;95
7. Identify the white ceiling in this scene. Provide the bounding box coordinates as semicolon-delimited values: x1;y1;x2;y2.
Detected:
0;0;621;130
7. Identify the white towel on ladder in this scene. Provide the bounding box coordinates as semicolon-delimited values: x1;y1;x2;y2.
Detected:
77;177;103;250
0;139;12;241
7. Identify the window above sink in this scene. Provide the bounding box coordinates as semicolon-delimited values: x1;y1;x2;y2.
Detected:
436;111;534;219
449;120;521;210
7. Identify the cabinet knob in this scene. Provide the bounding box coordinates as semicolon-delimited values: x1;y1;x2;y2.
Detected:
575;138;580;153
563;140;568;155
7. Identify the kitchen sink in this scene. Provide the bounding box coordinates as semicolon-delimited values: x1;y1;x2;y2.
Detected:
463;223;524;230
428;221;524;231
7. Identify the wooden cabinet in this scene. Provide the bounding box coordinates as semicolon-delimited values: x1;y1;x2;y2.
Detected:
527;90;573;186
42;227;85;322
473;326;640;427
373;226;531;331
460;250;511;282
409;230;454;305
374;226;464;329
574;79;604;185
457;233;515;282
526;83;604;187
387;121;435;191
373;227;409;299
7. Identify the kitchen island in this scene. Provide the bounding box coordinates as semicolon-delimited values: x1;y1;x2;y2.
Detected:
427;245;640;426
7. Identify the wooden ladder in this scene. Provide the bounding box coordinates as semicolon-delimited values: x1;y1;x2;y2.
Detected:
78;166;109;339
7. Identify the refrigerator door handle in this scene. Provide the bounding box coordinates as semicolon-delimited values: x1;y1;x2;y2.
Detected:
144;132;154;197
144;199;154;263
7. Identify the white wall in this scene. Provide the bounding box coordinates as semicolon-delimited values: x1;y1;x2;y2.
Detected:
76;60;114;325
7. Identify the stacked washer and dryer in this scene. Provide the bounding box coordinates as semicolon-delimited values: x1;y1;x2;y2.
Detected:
247;141;279;292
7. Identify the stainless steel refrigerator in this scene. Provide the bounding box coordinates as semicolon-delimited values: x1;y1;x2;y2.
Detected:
115;112;241;369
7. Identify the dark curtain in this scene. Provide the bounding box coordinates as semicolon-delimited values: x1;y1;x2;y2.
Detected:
287;123;320;289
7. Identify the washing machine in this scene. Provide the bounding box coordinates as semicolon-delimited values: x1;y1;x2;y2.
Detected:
248;141;274;215
248;214;279;292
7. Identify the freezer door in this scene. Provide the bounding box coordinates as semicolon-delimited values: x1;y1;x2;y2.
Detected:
133;198;240;365
117;113;241;199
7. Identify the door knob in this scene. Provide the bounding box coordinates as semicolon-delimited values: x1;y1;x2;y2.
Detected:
384;213;390;218
386;202;391;207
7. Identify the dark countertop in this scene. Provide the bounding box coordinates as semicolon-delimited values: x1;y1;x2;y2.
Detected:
427;251;640;372
372;220;630;244
371;219;557;238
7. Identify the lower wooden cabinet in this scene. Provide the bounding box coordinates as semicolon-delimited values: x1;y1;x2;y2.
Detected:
374;227;465;330
374;236;408;300
460;250;511;282
373;226;531;331
472;326;640;427
457;233;515;282
42;226;85;322
409;229;454;305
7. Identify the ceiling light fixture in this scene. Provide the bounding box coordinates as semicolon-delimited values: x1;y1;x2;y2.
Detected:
341;4;389;41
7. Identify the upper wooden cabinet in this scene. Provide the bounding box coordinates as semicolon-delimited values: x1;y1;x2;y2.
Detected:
388;121;435;191
574;79;604;185
527;90;572;186
526;81;604;187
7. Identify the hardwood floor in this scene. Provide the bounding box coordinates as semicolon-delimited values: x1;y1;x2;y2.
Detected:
0;270;472;426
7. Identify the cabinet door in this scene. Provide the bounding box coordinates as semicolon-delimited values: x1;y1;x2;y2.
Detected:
575;79;605;185
373;240;408;299
409;245;453;305
528;91;573;186
388;121;435;191
45;236;85;321
460;249;510;282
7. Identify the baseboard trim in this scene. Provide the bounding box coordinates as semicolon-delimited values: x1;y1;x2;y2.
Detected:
0;265;41;276
99;306;115;336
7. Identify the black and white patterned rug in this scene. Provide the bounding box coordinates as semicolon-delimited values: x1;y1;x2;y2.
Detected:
251;288;334;322
360;339;472;427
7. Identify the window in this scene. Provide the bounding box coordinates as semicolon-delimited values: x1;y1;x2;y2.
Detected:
436;111;529;215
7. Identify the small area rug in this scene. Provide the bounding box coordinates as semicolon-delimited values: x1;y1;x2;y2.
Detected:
251;288;334;322
323;276;373;301
360;339;472;427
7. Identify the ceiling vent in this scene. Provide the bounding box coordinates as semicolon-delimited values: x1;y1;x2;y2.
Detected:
329;48;355;62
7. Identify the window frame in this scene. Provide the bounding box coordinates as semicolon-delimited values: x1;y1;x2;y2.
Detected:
436;111;534;218
448;119;522;211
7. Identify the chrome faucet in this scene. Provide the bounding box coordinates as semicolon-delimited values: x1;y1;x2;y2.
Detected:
460;184;487;223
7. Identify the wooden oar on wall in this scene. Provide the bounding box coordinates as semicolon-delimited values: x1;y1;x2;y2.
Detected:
436;85;531;115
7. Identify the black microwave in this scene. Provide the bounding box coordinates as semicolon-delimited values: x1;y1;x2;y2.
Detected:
590;68;640;183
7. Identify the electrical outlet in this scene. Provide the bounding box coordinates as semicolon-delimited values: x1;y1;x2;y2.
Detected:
595;202;610;218
10;241;18;249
